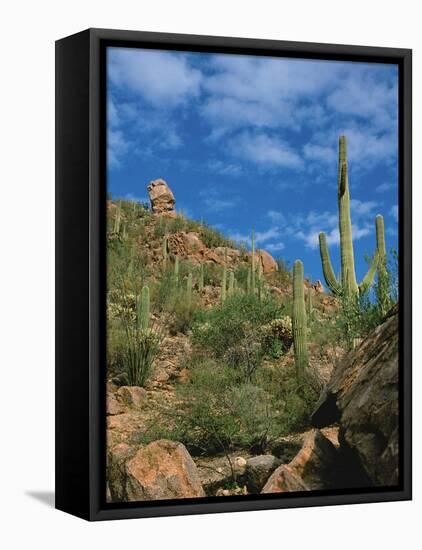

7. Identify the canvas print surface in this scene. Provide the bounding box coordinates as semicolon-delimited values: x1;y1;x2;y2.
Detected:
105;47;399;503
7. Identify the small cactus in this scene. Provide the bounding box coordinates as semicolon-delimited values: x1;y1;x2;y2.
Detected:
292;260;308;381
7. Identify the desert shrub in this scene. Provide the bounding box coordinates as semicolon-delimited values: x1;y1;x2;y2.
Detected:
136;355;319;461
193;293;287;380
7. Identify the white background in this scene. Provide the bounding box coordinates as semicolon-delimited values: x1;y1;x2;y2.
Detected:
0;1;419;548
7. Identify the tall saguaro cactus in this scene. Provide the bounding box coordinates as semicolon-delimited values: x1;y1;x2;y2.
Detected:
318;136;380;299
292;260;308;381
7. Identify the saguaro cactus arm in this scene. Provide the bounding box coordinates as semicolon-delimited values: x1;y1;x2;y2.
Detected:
358;251;379;295
319;232;342;296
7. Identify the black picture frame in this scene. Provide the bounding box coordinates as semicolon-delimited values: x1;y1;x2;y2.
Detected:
55;28;412;521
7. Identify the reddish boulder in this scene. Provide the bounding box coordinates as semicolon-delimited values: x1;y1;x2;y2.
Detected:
125;440;205;501
116;386;147;408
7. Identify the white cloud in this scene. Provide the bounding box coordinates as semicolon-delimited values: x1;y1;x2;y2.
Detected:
376;182;395;193
107;129;129;169
350;198;378;217
391;204;399;222
267;210;285;223
207;160;242;177
303;143;336;164
109;48;201;107
266;242;285;253
229;132;303;170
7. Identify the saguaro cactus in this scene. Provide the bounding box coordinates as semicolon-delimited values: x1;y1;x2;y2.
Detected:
307;288;313;318
138;285;150;332
114;200;122;234
292;260;308;381
375;214;391;315
318;136;380;298
221;248;228;303
228;271;235;297
186;272;193;306
162;237;168;271
174;255;180;284
251;230;256;294
199;263;204;292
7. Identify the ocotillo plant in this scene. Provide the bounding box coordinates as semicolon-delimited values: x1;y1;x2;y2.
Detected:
162;237;168;272
375;214;391;315
246;268;251;294
186;272;193;306
318;136;380;299
292;260;308;382
138;285;150;332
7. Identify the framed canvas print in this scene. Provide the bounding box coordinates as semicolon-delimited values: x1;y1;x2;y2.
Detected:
55;28;412;521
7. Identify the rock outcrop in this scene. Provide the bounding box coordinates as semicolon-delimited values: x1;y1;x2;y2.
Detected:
261;429;339;493
148;179;176;217
108;439;205;502
312;305;399;486
258;249;278;274
246;455;280;493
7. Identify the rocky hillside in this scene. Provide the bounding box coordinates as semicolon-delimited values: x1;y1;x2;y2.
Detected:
105;179;398;502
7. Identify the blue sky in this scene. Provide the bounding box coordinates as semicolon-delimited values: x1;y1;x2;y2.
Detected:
107;47;398;283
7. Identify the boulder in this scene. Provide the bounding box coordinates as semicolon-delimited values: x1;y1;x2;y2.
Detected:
167;231;206;259
258;249;278;274
107;443;136;502
261;429;339;493
116;386;147;408
311;305;399;486
125;440;205;501
106;393;125;416
147;179;176;216
246;455;280;493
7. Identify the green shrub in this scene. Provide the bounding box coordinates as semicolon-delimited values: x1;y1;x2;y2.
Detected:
193;293;286;380
200;223;237;249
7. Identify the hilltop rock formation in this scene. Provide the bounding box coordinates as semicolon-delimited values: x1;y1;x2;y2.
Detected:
312;305;399;486
148;179;176;217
